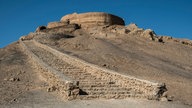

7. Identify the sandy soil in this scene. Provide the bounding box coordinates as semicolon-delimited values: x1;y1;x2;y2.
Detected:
1;97;191;108
0;42;52;105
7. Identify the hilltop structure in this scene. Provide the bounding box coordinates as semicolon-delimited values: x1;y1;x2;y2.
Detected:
47;12;125;28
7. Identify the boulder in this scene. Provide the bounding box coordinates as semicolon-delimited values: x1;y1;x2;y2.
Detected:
128;29;144;36
142;29;157;40
157;36;172;43
126;23;139;31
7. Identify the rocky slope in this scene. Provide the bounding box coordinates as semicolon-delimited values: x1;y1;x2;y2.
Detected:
0;12;192;107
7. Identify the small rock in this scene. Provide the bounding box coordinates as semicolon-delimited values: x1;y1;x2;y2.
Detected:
109;81;115;84
126;23;139;31
4;78;8;81
160;97;168;102
167;96;174;101
9;77;20;82
71;89;79;95
47;86;57;92
16;78;20;81
13;98;17;101
162;91;168;97
158;38;164;43
103;64;107;67
9;78;15;81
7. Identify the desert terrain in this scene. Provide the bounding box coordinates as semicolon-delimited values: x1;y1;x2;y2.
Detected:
0;12;192;107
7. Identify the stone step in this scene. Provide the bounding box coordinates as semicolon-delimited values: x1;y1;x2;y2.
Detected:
72;75;100;81
64;72;93;75
70;77;100;80
63;67;78;69
78;82;117;86
79;82;115;85
79;84;120;88
64;72;86;75
77;94;140;100
80;87;131;92
62;69;83;72
64;73;93;76
65;75;94;79
79;79;109;82
81;90;132;95
79;80;115;83
79;84;117;88
78;80;110;84
64;71;90;73
24;41;144;100
85;90;133;95
64;71;91;74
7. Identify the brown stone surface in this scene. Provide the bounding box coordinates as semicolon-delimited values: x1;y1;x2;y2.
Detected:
36;26;47;32
60;12;125;27
47;22;69;28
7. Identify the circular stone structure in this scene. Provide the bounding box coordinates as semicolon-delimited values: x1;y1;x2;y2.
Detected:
60;12;125;27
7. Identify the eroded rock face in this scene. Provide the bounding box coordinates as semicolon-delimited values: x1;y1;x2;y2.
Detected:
35;26;47;32
20;33;35;41
47;21;69;28
107;25;130;34
180;39;192;46
126;24;158;41
60;12;125;27
126;23;139;31
32;12;191;47
142;29;157;41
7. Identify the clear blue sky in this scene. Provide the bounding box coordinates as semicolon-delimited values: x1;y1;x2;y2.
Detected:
0;0;192;48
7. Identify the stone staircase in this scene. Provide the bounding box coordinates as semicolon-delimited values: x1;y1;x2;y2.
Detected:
23;40;139;99
18;33;167;100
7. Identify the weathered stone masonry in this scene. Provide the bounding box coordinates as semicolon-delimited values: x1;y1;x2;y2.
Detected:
19;39;79;100
60;12;125;27
32;37;167;100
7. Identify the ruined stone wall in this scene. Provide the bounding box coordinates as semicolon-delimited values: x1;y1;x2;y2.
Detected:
33;39;166;100
61;12;125;27
19;39;79;100
47;22;69;28
42;24;79;34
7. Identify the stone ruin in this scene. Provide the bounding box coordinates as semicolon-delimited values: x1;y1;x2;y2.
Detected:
41;12;125;29
60;12;125;27
34;12;126;36
32;12;192;46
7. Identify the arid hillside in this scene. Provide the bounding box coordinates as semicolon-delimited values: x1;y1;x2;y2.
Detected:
0;12;192;107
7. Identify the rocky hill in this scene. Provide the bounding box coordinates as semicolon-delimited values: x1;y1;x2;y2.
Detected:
0;12;192;107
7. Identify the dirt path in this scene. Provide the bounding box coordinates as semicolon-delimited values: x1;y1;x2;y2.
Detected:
1;98;190;108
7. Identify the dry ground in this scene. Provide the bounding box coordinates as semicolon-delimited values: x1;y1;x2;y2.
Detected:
0;26;192;107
